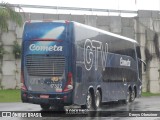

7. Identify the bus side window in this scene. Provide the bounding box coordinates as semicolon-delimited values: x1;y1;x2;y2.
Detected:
76;66;82;83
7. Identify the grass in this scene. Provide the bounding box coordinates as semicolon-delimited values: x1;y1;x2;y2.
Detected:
0;89;21;102
142;92;160;97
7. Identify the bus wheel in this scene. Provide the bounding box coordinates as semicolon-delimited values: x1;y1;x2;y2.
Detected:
95;90;101;109
130;90;135;102
81;92;94;110
40;104;50;111
86;92;93;110
125;90;131;104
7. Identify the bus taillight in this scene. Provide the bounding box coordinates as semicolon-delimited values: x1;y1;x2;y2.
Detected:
21;72;27;91
63;72;73;92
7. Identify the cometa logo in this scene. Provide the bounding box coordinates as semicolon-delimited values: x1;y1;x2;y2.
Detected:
29;44;63;51
120;57;131;67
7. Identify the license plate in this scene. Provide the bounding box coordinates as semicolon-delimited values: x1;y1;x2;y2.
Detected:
40;95;49;99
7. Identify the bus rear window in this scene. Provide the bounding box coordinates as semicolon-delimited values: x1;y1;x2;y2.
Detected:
23;22;67;41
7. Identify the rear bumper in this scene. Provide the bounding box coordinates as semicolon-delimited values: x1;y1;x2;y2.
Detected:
21;90;73;106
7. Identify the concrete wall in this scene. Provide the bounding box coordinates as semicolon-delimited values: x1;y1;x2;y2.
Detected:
136;11;160;93
0;10;160;93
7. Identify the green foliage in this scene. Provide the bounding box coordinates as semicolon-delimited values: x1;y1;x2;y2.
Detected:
13;41;21;59
142;92;160;97
0;2;23;31
0;89;21;102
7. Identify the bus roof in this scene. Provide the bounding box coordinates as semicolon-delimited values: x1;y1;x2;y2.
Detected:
71;21;138;44
25;20;69;24
25;20;138;44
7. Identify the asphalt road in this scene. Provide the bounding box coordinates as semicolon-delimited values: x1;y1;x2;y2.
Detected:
0;96;160;120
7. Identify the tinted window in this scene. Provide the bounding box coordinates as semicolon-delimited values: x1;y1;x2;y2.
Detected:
108;38;136;59
23;22;67;41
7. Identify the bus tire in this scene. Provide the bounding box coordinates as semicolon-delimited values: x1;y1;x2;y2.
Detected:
40;104;50;111
95;90;101;109
125;90;131;104
81;91;94;110
130;90;135;102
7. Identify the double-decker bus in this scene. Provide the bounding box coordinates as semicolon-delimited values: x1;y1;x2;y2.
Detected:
21;20;143;110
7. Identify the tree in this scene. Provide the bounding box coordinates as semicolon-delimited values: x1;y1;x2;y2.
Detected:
0;2;23;89
0;2;22;31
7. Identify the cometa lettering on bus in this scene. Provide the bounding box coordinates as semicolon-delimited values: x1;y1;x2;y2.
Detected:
29;44;63;51
120;57;131;67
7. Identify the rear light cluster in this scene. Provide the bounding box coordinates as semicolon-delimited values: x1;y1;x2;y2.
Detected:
21;71;73;92
21;72;27;91
63;72;73;92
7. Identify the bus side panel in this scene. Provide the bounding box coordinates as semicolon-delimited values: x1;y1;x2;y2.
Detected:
72;22;141;105
73;22;100;105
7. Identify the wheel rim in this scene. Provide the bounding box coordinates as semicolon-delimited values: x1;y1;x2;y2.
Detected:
86;93;92;109
131;91;135;101
96;91;100;108
126;91;130;103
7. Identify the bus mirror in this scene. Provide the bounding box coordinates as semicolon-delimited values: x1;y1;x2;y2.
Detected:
140;59;146;72
143;63;146;72
144;63;146;72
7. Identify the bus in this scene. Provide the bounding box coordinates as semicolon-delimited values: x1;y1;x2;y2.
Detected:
21;20;144;110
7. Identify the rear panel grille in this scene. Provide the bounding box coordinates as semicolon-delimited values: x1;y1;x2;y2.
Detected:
26;55;65;76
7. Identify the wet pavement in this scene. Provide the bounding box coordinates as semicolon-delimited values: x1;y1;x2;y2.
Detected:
0;96;160;120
